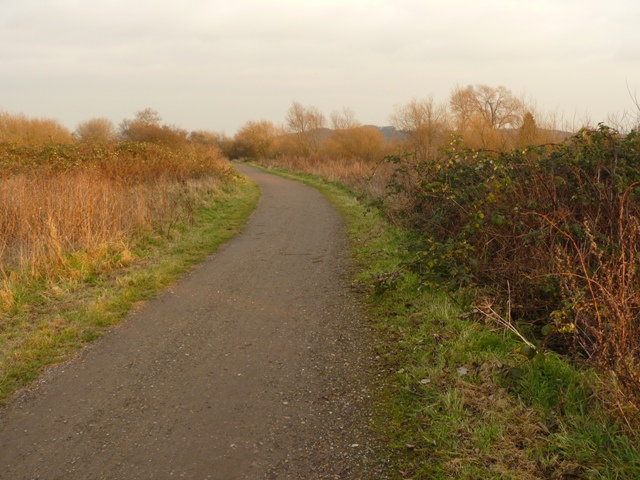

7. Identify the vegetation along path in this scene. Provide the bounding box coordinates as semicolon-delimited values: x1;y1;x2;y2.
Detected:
0;163;385;479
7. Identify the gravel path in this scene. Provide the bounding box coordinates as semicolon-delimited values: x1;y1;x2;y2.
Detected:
0;163;387;479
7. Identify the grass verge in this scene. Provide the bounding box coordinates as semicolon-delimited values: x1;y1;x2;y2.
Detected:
0;177;259;404
249;161;640;479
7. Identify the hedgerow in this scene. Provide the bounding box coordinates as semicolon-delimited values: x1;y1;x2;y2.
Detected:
382;125;640;407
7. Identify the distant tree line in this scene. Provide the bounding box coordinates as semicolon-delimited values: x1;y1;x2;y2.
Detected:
221;85;579;162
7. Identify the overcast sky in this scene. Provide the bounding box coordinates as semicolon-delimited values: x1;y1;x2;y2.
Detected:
1;0;639;134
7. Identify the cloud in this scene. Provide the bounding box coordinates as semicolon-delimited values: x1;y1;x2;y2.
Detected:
1;0;639;132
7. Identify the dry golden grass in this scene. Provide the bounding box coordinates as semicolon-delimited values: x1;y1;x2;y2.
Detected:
257;155;395;199
0;139;233;312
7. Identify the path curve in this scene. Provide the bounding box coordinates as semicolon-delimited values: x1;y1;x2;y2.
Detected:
0;163;384;479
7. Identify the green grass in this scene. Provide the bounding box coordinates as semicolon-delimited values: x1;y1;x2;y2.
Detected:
250;161;640;479
0;177;260;404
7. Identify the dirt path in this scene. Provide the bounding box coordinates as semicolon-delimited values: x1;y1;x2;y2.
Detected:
0;164;386;479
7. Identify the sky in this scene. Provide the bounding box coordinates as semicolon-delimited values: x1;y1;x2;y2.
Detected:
1;0;639;135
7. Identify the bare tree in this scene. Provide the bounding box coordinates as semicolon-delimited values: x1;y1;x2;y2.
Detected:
330;107;359;130
285;101;326;155
328;126;386;162
450;85;526;148
390;96;450;160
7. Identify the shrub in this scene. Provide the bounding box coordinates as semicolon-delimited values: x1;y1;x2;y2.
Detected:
118;108;188;147
0;111;73;145
382;125;640;405
74;118;117;143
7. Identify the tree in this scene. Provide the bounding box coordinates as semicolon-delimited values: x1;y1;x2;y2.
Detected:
233;120;281;158
119;108;159;141
324;125;386;162
189;130;224;147
74;118;117;143
133;107;162;125
449;85;525;148
330;107;359;130
285;101;326;156
450;85;524;130
119;108;187;146
390;97;449;161
517;111;538;147
0;111;73;145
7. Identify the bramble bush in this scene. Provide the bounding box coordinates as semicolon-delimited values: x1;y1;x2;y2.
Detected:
382;125;640;405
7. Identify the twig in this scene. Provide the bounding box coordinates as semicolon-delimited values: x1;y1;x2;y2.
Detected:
476;283;536;350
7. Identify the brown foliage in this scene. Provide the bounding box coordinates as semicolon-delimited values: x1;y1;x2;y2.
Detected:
285;101;326;155
0;138;232;302
322;125;387;162
232;120;281;158
517;111;538;147
0;111;73;145
329;107;359;130
450;85;526;149
75;118;117;143
119;108;188;147
189;130;223;147
390;97;450;161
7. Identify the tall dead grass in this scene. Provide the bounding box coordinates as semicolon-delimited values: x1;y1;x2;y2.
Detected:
257;155;394;199
0;140;233;311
